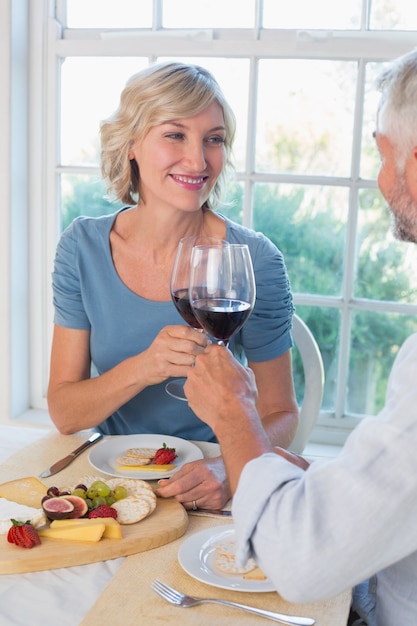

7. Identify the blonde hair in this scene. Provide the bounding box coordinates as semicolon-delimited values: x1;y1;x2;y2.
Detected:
100;61;236;207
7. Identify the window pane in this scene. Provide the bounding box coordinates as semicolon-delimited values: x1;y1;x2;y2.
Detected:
66;0;153;28
347;311;417;415
61;57;247;169
263;0;361;29
253;183;348;296
163;0;255;28
256;59;356;176
360;62;387;180
370;1;417;30
221;181;244;224
61;58;148;166
158;56;249;171
294;305;340;412
60;174;122;231
355;189;417;303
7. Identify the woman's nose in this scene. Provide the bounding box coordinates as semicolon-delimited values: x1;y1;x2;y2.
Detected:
185;140;207;170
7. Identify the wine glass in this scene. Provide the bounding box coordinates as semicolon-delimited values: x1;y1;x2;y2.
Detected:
165;236;228;400
189;243;256;348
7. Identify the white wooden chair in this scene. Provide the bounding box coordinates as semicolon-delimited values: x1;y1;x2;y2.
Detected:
288;314;325;454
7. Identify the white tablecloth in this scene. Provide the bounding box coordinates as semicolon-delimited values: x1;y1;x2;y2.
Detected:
0;425;49;463
0;425;124;626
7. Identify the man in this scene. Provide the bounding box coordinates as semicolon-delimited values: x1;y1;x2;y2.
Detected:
184;48;417;626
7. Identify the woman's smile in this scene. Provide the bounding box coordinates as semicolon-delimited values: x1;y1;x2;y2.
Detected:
170;174;209;191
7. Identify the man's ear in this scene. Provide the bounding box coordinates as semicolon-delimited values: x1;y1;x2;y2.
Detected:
405;146;417;199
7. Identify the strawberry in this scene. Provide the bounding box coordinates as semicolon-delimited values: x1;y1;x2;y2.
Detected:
7;520;41;549
88;504;118;519
7;525;23;547
153;442;177;465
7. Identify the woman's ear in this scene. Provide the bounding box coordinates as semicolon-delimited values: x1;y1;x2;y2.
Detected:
128;140;136;161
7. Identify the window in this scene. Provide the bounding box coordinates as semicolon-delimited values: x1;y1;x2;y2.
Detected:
9;0;417;442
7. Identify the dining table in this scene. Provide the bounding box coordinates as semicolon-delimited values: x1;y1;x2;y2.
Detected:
0;424;352;626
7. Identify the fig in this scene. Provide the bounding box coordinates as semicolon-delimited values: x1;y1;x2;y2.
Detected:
42;496;74;520
64;495;88;519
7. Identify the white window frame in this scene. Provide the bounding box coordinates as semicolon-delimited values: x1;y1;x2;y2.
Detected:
0;0;12;424
3;0;417;443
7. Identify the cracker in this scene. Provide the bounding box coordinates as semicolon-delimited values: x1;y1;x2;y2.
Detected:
243;566;267;580
214;539;257;575
106;478;154;494
116;480;157;510
214;552;256;575
133;492;157;513
112;495;151;524
115;455;151;466
125;447;157;459
215;540;238;558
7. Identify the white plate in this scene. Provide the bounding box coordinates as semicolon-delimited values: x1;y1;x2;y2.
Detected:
178;525;275;593
88;434;204;480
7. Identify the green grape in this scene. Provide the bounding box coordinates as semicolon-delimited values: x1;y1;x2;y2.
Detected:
90;480;106;490
90;495;107;508
113;485;127;501
96;483;111;497
86;487;98;499
71;488;87;499
106;495;116;506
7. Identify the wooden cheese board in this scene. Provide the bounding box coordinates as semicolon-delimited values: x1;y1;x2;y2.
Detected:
0;496;188;574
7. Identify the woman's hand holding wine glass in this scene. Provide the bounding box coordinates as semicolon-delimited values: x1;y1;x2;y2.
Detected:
165;236;228;400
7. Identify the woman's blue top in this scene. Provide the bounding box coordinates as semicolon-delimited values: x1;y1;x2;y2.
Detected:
52;210;294;441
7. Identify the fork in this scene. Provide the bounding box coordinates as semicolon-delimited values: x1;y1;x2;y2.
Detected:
151;579;316;625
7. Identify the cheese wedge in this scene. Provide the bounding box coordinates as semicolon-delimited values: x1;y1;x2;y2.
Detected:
50;517;122;539
0;497;47;534
116;464;176;472
0;476;47;507
38;523;106;542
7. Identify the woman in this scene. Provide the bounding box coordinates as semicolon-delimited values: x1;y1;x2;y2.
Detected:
47;61;298;510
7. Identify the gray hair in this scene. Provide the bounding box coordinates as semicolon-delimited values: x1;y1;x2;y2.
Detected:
100;61;236;207
376;48;417;171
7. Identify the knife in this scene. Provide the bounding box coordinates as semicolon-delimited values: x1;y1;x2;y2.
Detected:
189;508;232;517
39;432;104;478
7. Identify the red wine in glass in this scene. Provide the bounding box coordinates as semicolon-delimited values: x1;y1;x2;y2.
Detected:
165;236;228;400
189;244;256;348
191;298;252;344
171;288;202;329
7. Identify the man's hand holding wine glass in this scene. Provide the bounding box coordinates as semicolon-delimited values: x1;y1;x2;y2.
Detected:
184;344;309;493
185;342;259;428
